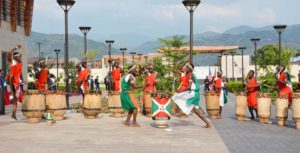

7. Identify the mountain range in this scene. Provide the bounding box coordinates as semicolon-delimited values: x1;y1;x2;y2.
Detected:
27;24;300;65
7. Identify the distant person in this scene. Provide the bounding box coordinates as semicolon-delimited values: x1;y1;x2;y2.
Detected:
48;74;57;90
104;73;112;91
204;76;210;91
95;76;100;92
90;76;94;91
298;70;300;82
0;69;10;105
244;70;259;120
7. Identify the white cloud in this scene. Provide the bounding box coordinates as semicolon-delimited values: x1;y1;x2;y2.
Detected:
253;8;277;24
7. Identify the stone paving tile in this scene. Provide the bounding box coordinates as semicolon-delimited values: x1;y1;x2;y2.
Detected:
0;102;229;153
199;89;300;153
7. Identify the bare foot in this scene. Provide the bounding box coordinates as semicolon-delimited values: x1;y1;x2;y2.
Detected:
132;123;141;127
11;114;17;120
124;122;130;127
204;124;212;128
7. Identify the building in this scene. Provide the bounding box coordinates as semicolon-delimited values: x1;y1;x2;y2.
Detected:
0;0;34;81
101;53;162;68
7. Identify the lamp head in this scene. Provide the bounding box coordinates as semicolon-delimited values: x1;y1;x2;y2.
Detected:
251;38;260;43
182;0;201;11
54;49;61;54
239;47;246;50
57;0;75;11
273;24;287;33
105;40;115;46
120;48;127;51
79;26;91;34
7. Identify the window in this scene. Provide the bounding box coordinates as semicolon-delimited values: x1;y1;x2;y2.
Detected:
17;0;22;26
2;0;6;21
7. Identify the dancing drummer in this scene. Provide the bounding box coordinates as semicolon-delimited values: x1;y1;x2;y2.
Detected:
76;59;90;100
120;65;143;127
111;61;123;92
35;59;48;90
244;70;260;120
9;48;24;120
142;64;156;115
276;64;293;106
214;70;227;119
172;63;211;128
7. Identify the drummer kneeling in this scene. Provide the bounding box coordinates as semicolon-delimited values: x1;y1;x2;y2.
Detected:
172;63;211;128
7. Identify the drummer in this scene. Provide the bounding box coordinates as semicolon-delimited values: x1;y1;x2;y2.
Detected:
111;61;123;92
276;64;293;106
120;65;143;127
214;70;228;119
76;59;90;100
243;70;259;120
142;64;156;115
172;63;211;128
35;59;48;90
9;50;24;120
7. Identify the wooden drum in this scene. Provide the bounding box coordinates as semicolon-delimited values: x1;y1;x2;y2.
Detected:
144;91;152;117
292;93;300;129
108;92;124;118
45;90;67;121
235;92;248;121
205;91;220;119
276;94;289;126
257;93;272;123
22;90;46;124
83;91;102;119
152;93;171;128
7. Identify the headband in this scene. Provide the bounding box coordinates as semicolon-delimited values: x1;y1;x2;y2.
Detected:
13;52;21;57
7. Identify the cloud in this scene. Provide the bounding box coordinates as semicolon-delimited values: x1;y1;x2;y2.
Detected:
253;8;277;24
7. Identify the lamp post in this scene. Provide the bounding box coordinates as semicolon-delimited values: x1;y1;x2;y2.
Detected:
224;53;229;78
182;0;200;64
273;24;287;66
105;40;114;73
251;38;260;77
230;51;236;81
130;52;136;64
138;54;143;63
79;26;91;57
239;47;246;81
217;56;221;70
57;0;75;109
37;42;42;60
54;49;61;80
120;48;127;66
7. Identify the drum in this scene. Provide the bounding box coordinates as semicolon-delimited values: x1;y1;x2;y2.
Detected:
205;91;220;119
235;92;247;121
292;93;300;129
257;93;272;123
83;91;102;119
22;90;46;124
276;94;289;126
144;91;152;117
109;92;124;118
152;94;171;128
45;90;67;121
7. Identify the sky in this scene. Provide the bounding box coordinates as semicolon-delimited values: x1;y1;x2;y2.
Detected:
32;0;300;40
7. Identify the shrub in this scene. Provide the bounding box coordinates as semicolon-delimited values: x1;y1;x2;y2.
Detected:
227;82;244;93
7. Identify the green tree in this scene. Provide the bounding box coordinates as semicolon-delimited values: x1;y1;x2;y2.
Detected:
80;49;101;61
255;44;295;69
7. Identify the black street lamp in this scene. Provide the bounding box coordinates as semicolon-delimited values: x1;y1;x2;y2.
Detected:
79;26;91;57
182;0;201;64
138;54;143;62
217;56;221;70
224;53;229;78
57;0;75;109
230;51;236;81
37;42;42;60
106;40;114;74
239;47;246;81
273;24;287;66
54;49;61;80
120;48;127;66
130;52;136;64
251;38;260;77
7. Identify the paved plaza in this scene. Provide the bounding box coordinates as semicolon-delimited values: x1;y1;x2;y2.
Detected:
1;89;300;153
